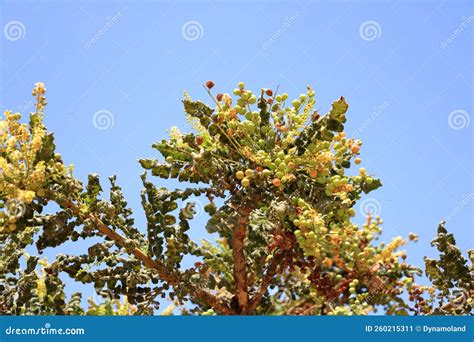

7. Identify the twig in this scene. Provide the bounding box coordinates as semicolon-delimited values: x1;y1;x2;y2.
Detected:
248;251;286;313
202;84;222;111
52;194;235;315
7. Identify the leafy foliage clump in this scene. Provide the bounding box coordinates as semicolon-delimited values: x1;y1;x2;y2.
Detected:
0;82;471;315
421;222;473;315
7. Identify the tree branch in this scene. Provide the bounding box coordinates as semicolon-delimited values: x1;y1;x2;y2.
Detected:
248;251;286;313
52;195;235;315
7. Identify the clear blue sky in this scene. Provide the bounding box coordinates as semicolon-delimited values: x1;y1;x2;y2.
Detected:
1;0;472;312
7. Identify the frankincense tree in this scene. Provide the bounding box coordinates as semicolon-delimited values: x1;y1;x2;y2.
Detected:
0;82;472;315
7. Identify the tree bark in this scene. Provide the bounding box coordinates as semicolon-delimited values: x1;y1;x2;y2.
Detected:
232;206;251;314
248;251;285;313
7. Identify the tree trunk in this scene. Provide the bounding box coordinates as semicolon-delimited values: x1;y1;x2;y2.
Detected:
232;206;251;314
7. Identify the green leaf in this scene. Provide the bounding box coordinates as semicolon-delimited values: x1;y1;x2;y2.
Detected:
34;133;56;163
361;178;382;194
326;119;344;132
